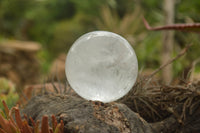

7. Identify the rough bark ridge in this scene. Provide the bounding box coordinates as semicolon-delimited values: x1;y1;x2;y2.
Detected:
22;94;155;133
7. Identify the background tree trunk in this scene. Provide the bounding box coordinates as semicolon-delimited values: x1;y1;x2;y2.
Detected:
161;0;175;84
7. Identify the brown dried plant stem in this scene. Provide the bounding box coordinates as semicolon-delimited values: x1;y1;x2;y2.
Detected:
143;17;200;33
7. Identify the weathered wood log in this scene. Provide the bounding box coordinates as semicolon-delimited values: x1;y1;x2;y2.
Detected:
22;94;156;133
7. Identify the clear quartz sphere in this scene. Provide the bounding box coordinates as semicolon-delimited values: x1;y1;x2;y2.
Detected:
65;31;138;103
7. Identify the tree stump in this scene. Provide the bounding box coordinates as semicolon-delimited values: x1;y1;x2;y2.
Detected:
22;94;155;133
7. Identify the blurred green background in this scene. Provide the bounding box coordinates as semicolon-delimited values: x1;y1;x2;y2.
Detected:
0;0;200;109
0;0;200;78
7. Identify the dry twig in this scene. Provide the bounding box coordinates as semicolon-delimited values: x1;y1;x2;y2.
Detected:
148;44;192;80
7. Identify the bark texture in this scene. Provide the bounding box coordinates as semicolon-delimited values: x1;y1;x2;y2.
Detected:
22;94;155;133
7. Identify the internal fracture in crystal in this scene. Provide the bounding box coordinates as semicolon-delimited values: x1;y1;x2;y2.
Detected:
65;31;138;103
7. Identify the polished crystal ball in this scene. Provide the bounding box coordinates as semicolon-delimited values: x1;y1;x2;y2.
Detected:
65;31;138;103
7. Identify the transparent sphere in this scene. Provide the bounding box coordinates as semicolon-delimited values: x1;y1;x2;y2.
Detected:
65;31;138;103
